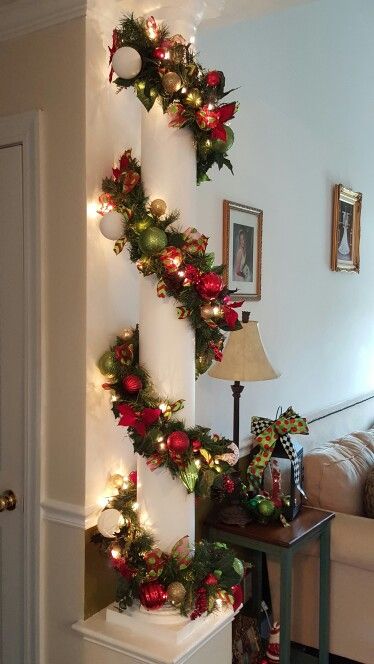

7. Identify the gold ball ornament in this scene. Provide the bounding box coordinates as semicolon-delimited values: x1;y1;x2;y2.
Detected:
162;72;182;94
200;303;215;320
185;88;203;108
120;328;134;341
150;199;167;217
167;581;186;606
110;473;124;490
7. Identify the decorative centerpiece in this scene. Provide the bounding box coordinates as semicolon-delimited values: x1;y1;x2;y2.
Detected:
247;407;308;521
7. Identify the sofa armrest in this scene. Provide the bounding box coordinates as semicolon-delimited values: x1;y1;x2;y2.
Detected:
330;511;374;571
299;510;374;572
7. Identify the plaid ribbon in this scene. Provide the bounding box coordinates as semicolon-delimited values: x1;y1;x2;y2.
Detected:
247;407;308;495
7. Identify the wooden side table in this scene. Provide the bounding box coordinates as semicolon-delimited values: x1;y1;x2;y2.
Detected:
206;507;335;664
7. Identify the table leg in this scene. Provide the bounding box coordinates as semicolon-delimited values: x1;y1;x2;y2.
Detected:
251;550;263;618
319;524;331;664
279;550;292;664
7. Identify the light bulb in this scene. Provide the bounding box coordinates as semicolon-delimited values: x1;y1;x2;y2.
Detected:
208;103;214;110
159;442;166;451
177;270;185;278
159;402;167;413
132;502;139;511
111;547;121;559
181;87;187;94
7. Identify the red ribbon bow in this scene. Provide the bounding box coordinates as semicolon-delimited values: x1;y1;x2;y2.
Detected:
221;296;244;329
209;341;223;361
117;404;161;436
211;102;237;141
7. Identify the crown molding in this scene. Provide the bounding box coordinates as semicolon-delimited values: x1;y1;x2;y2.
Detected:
0;0;121;44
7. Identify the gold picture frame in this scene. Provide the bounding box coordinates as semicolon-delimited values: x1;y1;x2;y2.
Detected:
223;200;262;301
331;184;362;273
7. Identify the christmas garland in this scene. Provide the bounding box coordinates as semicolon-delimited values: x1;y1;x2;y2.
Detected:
98;326;240;497
92;472;244;617
109;14;238;184
98;149;243;378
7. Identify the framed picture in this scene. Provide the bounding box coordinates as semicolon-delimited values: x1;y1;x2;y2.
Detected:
223;200;262;300
331;184;362;272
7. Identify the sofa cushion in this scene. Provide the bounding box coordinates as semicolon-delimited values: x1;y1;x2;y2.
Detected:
303;429;374;515
364;467;374;518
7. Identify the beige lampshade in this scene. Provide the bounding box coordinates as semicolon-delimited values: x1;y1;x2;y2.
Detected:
208;320;279;382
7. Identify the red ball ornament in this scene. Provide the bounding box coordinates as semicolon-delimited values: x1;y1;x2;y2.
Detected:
223;476;235;494
205;70;221;87
128;470;137;485
152;46;166;60
122;374;142;394
159;246;183;273
166;430;190;454
204;573;218;586
139;581;167;610
196;272;224;300
192;440;202;452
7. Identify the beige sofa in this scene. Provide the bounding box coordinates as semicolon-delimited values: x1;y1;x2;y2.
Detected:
267;427;374;664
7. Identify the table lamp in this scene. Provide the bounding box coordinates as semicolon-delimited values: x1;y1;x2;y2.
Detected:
208;312;279;447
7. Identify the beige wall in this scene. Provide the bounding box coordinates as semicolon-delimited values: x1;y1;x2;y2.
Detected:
0;17;87;662
0;18;87;505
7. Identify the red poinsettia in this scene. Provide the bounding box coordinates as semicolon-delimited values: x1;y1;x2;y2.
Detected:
109;29;121;83
117;403;161;436
210;102;237;141
209;341;223;362
221;296;244;329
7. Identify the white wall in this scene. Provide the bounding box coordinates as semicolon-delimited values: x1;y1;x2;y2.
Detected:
195;0;374;444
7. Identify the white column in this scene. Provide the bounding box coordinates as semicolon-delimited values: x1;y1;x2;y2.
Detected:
137;9;201;552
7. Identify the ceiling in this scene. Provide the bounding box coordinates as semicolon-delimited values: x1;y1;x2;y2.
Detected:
202;0;316;26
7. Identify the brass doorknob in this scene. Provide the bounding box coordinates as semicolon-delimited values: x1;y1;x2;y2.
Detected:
0;490;17;512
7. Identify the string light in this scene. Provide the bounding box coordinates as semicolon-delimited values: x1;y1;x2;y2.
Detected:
194;459;201;469
181;86;187;94
207;103;214;110
205;139;212;147
177;269;185;278
159;442;166;451
159;402;168;413
111;546;121;559
212;305;221;316
98;496;110;508
132;502;139;511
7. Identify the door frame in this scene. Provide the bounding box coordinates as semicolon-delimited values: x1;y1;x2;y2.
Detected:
0;111;41;663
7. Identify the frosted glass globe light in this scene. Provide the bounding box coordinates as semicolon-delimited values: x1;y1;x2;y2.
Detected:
112;46;142;80
99;210;124;241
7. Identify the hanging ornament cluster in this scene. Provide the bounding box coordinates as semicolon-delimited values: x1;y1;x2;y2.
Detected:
98;326;239;497
92;476;244;618
97;149;243;377
108;14;239;184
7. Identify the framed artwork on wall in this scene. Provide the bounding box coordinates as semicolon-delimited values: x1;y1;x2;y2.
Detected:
331;184;362;273
223;200;262;300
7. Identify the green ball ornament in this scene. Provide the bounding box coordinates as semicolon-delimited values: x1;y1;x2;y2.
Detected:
97;350;116;376
138;227;168;256
212;126;234;154
134;217;153;234
196;354;212;375
233;557;244;580
258;498;275;518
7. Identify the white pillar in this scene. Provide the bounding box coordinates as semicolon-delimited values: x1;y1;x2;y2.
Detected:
137;7;202;553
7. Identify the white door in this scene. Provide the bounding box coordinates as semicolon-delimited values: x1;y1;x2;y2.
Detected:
0;144;25;663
